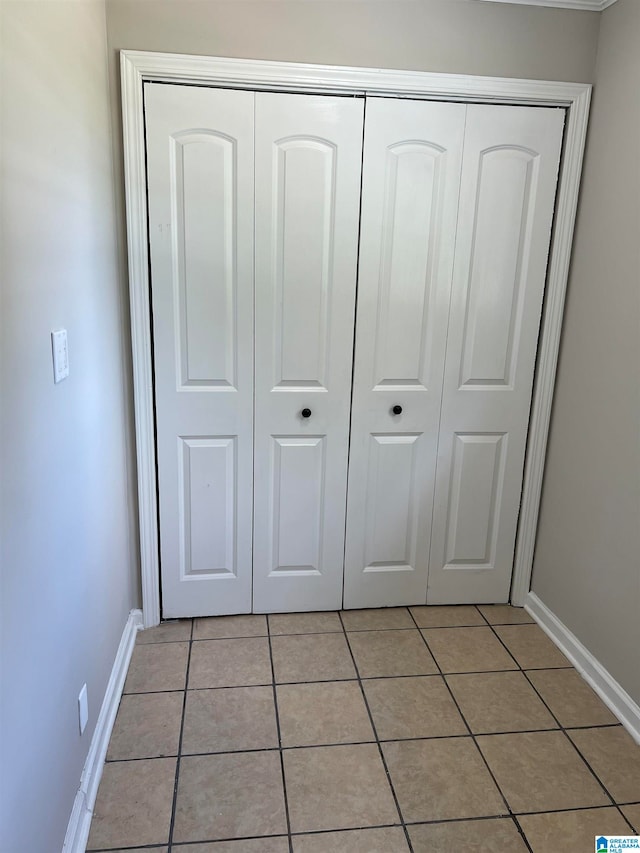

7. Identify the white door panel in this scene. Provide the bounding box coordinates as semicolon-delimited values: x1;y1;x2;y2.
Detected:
145;83;254;617
253;93;364;612
344;98;466;609
428;105;565;603
147;85;564;617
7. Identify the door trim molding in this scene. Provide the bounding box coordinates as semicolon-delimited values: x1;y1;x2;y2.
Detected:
120;50;591;626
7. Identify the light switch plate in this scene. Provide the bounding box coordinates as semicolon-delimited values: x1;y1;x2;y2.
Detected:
51;329;69;383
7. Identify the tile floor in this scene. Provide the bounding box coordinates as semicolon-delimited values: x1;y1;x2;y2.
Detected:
87;606;640;853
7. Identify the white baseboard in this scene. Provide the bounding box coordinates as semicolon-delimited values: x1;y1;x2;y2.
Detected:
62;609;143;853
525;592;640;745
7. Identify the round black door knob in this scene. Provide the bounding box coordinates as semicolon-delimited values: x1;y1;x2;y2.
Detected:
392;405;403;415
301;408;312;419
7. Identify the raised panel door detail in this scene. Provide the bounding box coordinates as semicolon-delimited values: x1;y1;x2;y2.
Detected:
253;93;364;613
363;434;421;571
146;83;254;617
273;138;336;390
270;437;325;574
444;433;506;568
344;98;466;610
171;132;237;388
427;104;564;604
374;143;445;390
459;147;539;389
178;437;236;577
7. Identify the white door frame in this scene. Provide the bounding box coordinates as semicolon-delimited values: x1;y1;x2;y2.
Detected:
120;49;591;628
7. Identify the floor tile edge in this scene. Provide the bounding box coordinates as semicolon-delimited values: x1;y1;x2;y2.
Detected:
525;593;640;745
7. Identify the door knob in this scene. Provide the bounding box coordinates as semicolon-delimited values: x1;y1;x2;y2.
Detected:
392;404;402;415
301;408;312;419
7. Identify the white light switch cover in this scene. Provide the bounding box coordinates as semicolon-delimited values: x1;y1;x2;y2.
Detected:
51;329;69;383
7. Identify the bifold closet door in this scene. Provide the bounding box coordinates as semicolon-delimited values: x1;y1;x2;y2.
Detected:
145;84;255;617
343;98;466;609
146;83;564;618
427;105;565;604
252;93;364;612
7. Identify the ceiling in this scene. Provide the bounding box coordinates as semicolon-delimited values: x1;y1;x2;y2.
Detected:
473;0;618;11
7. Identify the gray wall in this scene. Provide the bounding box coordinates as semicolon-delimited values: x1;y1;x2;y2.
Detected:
0;2;138;851
106;0;599;81
0;0;635;848
104;0;601;407
532;0;640;707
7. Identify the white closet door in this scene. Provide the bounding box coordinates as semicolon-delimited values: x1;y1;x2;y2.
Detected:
344;98;466;609
145;84;255;617
253;93;364;613
427;105;565;604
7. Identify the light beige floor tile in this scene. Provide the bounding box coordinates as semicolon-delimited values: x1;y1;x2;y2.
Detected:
269;611;342;635
271;633;356;683
136;620;192;644
193;614;268;640
188;637;272;688
293;827;409;852
621;803;640;831
182;686;278;753
284;744;398;832
568;727;640;803
347;630;437;678
86;757;175;850
446;671;557;734
382;737;506;822
494;624;570;669
409;818;527;852
477;730;610;812
410;605;485;628
183;839;289;852
477;605;534;625
341;607;413;631
518;807;632;853
363;676;466;740
173;752;287;842
422;627;517;674
277;681;373;747
124;642;189;693
106;692;183;760
527;669;618;727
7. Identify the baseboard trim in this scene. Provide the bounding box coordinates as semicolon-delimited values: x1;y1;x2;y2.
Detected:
62;609;143;852
525;592;640;744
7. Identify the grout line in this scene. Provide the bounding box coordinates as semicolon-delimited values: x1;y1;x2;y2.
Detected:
87;845;172;852
411;606;534;853
103;612;638;852
267;614;294;853
166;617;194;853
120;661;575;697
482;619;623;816
103;719;629;764
337;610;415;853
511;814;531;847
88;846;170;852
513;802;640;817
137;615;538;645
85;802;640;852
619;809;639;834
